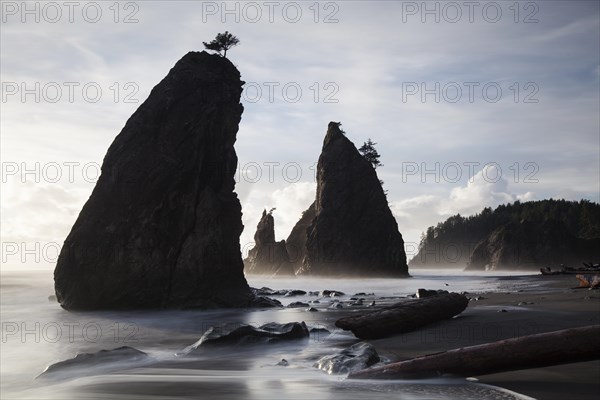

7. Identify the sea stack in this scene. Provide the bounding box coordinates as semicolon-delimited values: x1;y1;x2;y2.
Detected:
54;51;254;310
245;210;294;275
291;122;410;277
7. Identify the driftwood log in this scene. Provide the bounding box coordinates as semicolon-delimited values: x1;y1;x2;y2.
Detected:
349;325;600;379
335;292;469;340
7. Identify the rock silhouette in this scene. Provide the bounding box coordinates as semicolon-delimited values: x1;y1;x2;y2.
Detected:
245;210;294;275
285;202;316;271
294;122;409;277
54;51;256;310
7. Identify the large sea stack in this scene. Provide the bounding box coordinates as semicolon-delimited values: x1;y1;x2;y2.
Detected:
244;210;294;275
54;51;254;310
292;122;409;277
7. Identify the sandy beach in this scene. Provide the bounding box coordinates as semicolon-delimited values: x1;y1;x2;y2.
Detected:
352;274;600;400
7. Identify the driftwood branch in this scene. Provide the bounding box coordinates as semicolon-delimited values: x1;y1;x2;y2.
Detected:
335;292;469;340
349;325;600;379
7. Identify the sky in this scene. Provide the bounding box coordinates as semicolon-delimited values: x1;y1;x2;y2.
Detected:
1;0;599;270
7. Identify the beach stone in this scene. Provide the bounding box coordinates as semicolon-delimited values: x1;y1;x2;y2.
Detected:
277;359;289;367
38;346;149;379
314;342;380;374
321;290;345;297
309;327;330;335
287;302;310;308
251;287;278;296
184;322;309;352
416;289;449;298
284;290;307;297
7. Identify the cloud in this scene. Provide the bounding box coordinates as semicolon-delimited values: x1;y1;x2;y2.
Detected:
1;180;90;242
445;164;525;215
0;179;91;269
270;182;316;239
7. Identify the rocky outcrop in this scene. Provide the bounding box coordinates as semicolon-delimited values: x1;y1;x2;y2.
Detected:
54;51;255;310
466;219;600;271
244;210;294;275
314;342;380;375
294;122;409;277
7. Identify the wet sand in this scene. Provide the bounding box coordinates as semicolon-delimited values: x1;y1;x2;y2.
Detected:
363;274;600;400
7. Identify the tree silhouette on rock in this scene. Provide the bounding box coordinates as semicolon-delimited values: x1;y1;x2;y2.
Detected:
203;31;240;58
359;139;383;169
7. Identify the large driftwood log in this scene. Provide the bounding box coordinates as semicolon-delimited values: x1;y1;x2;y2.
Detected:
349;325;600;379
335;292;469;340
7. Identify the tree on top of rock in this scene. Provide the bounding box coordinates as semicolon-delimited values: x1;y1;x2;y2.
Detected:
203;31;240;58
359;139;383;169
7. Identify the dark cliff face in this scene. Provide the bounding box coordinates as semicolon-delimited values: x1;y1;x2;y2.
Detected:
245;210;293;275
466;219;600;271
296;122;409;277
410;199;600;270
286;202;316;273
54;51;252;310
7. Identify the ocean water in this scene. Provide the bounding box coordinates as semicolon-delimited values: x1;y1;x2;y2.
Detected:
1;269;539;400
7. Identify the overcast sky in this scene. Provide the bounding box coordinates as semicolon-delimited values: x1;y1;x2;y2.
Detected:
1;1;599;270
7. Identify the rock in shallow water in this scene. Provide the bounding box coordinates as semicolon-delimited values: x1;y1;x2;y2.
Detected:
287;301;310;308
291;122;410;277
314;342;380;374
54;51;254;310
38;346;150;380
245;210;294;275
416;288;449;298
321;290;345;297
183;322;309;353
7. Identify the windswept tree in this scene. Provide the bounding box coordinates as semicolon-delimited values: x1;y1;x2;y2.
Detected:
359;138;383;169
203;31;240;58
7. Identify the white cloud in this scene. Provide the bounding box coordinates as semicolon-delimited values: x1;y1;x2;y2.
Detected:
445;164;519;215
270;182;316;240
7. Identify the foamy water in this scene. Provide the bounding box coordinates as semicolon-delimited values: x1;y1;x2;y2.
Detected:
1;269;539;399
